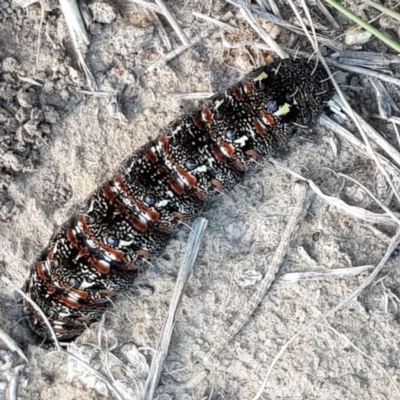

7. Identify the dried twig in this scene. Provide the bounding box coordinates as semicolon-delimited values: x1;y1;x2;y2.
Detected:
281;265;374;283
143;218;208;399
126;0;160;13
329;58;400;87
205;182;307;362
169;92;214;100
151;10;172;51
36;0;45;69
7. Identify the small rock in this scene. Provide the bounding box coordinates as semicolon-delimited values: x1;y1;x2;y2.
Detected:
345;28;372;46
88;1;116;24
2;57;20;73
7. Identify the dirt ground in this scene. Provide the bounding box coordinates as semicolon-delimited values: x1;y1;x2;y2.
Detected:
1;0;400;399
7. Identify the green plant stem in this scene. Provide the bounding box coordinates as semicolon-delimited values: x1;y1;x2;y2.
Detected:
324;0;400;53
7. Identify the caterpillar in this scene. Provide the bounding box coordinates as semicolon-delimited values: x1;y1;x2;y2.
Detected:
23;58;333;341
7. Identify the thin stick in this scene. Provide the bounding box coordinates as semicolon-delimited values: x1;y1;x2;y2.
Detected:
58;0;96;88
8;365;24;400
152;10;172;51
253;228;400;399
192;12;239;33
319;114;400;181
364;0;400;21
205;182;307;361
1;276;61;351
148;28;216;71
334;97;400;169
338;172;400;225
169;92;214;100
0;327;29;363
280;265;374;283
65;350;124;400
36;0;45;69
329;60;400;87
127;0;159;12
316;0;340;29
155;0;190;46
239;2;288;59
270;158;400;226
143;218;208;399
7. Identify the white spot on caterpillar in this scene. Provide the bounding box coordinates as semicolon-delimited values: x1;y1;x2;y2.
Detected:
119;239;134;247
234;136;248;146
274;103;291;116
214;99;224;109
87;200;95;213
156;199;169;207
195;165;207;173
80;278;96;289
254;71;268;81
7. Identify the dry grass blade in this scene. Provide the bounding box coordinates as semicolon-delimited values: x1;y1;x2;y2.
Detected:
316;0;340;28
1;276;61;351
290;0;400;209
205;182;307;362
1;277;124;399
238;2;287;59
270;158;400;226
264;0;281;17
192;12;239;33
281;265;374;283
319;114;400;181
330;51;400;66
253;229;400;399
152;10;172;51
143;218;208;400
155;0;190;46
147;27;217;71
0;327;28;363
127;0;160;12
364;0;400;21
58;0;96;88
329;59;400;86
334;96;400;169
338;172;400;225
169;92;214;100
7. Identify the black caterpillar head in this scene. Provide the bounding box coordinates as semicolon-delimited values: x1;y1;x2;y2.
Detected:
247;58;333;127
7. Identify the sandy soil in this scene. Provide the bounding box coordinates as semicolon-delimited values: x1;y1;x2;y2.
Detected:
1;0;400;399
